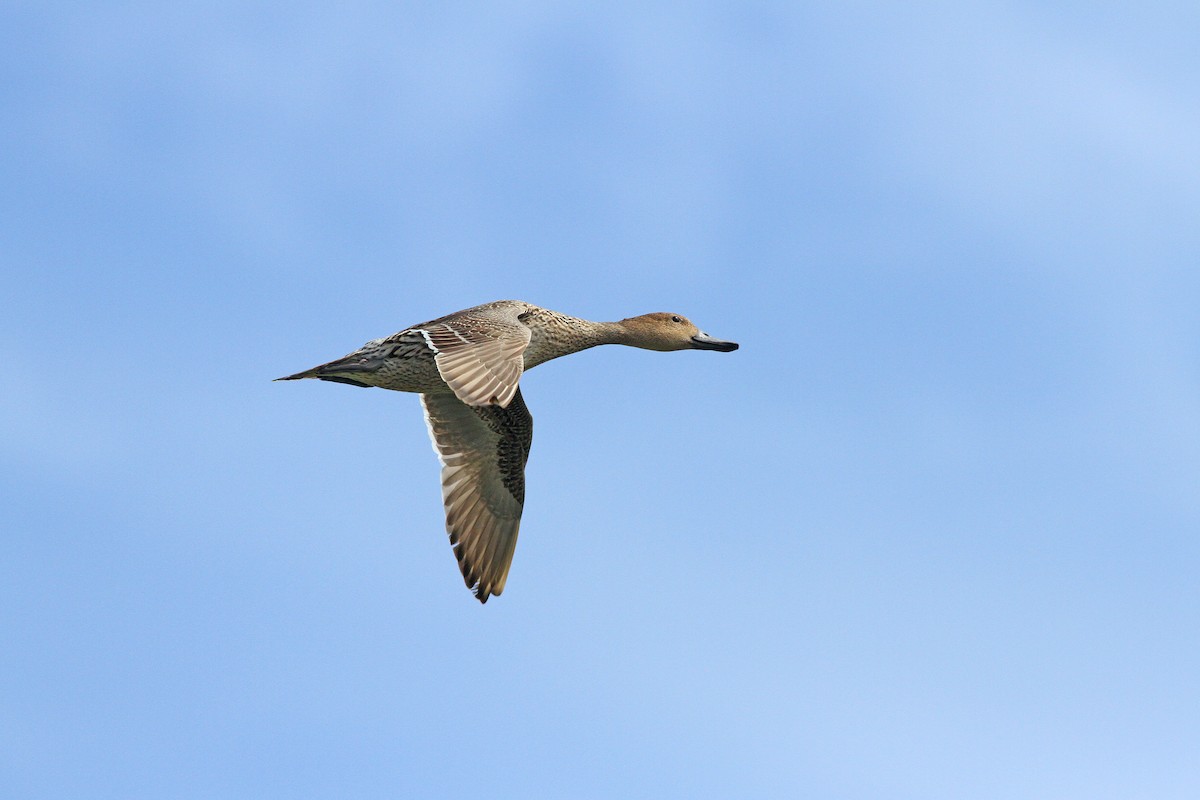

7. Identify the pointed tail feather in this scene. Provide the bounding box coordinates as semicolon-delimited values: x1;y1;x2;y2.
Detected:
275;367;320;381
275;353;387;386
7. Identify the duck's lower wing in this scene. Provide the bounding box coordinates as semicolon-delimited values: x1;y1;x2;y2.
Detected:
420;388;534;603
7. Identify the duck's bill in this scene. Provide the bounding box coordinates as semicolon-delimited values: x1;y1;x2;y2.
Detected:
690;333;739;352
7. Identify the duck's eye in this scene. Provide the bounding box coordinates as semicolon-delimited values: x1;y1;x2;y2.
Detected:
671;315;682;323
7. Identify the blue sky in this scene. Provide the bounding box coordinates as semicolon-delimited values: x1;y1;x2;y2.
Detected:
3;2;1199;797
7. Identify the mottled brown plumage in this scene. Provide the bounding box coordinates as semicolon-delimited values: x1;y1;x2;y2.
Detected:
277;300;738;602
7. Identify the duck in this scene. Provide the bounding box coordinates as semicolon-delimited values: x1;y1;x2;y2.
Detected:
277;300;738;603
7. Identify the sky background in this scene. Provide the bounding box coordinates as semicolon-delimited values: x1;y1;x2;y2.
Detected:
3;2;1199;798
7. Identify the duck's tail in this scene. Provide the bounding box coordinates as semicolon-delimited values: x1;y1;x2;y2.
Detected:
275;352;387;388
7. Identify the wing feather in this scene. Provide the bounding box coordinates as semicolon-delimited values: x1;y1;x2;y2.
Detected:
421;319;530;407
421;389;534;602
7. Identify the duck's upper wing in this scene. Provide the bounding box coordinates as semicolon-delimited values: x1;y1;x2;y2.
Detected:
420;387;534;603
416;313;531;408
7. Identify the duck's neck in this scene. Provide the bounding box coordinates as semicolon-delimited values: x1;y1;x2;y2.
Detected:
522;312;628;369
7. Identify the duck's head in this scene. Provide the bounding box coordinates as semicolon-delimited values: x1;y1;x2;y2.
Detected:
617;312;739;352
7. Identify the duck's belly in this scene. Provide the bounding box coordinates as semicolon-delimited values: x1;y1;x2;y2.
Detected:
370;350;448;393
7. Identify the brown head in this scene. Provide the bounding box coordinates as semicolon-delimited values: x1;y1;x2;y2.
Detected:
615;312;739;352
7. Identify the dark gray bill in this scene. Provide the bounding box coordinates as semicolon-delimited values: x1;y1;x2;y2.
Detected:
691;333;739;352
